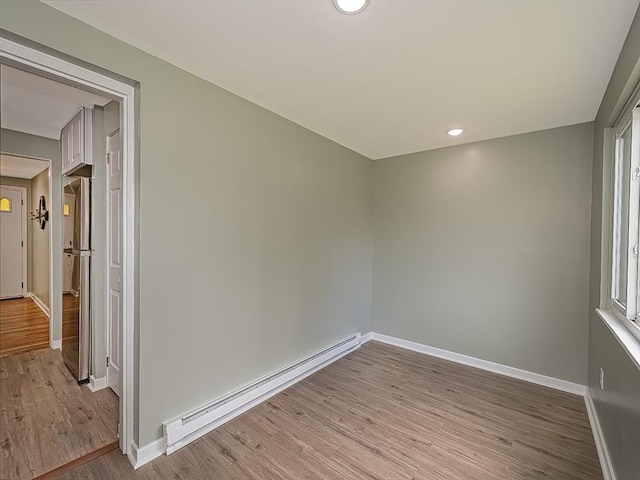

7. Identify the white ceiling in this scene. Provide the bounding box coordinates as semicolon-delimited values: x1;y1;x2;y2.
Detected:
1;154;49;179
45;1;639;159
0;64;111;140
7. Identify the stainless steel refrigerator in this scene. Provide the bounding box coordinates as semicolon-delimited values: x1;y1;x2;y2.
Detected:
62;177;91;384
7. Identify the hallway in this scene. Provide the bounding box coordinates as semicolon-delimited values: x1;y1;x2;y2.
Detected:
0;297;49;357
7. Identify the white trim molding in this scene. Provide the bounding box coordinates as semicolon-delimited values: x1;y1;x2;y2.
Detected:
584;390;617;480
129;439;164;470
596;309;640;371
50;339;61;350
27;292;50;318
87;375;107;392
368;332;586;396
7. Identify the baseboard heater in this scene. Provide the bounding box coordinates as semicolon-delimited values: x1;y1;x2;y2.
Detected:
163;332;362;455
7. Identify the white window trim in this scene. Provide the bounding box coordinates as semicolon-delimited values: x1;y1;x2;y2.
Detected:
601;82;640;368
596;309;640;371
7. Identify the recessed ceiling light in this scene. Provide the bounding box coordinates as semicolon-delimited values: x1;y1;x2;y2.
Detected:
332;0;370;15
446;128;464;137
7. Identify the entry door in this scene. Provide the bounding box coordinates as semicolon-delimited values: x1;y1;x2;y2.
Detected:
0;186;25;299
106;131;123;396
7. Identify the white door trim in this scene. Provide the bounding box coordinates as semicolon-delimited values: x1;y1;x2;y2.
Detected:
0;185;27;298
19;186;27;298
0;36;137;460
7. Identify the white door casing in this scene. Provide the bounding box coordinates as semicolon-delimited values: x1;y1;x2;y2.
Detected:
1;35;136;461
0;186;27;299
106;130;123;396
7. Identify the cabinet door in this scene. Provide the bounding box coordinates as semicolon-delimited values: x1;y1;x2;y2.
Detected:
69;109;84;172
61;122;72;173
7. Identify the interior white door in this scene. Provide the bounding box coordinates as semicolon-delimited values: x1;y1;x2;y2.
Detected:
106;130;123;396
0;186;26;299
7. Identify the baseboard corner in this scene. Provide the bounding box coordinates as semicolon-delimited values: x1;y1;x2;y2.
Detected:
27;292;50;318
50;339;62;350
129;438;165;469
87;375;107;392
360;332;373;343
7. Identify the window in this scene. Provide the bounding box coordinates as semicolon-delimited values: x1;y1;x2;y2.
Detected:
0;197;11;213
610;98;640;340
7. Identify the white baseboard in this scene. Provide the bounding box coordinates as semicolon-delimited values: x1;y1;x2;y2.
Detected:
27;292;50;318
50;339;61;350
369;332;586;396
584;391;617;480
87;375;107;392
360;332;373;343
129;439;164;470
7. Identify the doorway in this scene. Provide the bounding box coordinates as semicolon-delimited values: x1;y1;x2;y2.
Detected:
0;154;54;357
1;34;136;474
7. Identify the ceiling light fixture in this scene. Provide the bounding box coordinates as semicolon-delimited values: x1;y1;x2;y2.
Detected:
332;0;370;15
446;128;464;137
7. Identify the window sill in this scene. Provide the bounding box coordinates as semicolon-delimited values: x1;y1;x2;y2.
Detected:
596;308;640;372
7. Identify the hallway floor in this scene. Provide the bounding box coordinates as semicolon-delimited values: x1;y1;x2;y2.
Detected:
0;348;119;479
0;297;49;357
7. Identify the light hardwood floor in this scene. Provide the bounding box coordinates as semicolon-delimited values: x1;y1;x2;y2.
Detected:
60;341;601;479
0;348;119;479
0;298;49;357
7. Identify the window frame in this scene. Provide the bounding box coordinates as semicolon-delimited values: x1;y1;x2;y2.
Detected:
608;91;640;345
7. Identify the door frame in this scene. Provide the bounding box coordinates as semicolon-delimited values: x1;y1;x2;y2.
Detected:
0;36;137;459
0;185;27;298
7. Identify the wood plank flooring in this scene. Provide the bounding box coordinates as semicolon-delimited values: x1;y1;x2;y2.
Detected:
0;298;49;357
59;341;602;479
0;348;119;479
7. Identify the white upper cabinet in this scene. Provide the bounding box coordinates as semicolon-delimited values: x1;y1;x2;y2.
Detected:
61;107;93;176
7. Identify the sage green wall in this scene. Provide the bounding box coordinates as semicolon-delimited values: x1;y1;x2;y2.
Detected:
0;129;61;343
31;168;49;307
0;175;32;292
0;0;373;446
373;123;593;384
588;6;640;480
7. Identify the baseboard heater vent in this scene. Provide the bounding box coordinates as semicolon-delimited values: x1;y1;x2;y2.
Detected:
164;332;361;454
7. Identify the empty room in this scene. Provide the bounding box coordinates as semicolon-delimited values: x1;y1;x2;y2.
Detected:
0;1;639;479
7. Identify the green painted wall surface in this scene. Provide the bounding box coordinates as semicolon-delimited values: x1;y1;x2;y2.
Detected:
0;129;61;343
0;175;32;292
373;123;594;384
0;0;373;445
588;6;640;480
31;168;50;307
